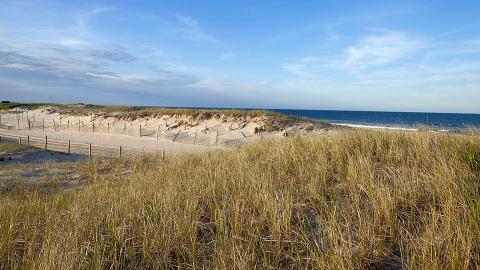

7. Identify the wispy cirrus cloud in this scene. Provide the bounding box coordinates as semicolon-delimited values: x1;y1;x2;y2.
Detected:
0;49;206;100
282;31;480;105
59;38;89;47
281;56;325;77
345;31;423;69
74;6;117;29
282;30;424;77
0;3;229;105
0;5;111;52
175;14;223;45
0;49;261;107
1;1;479;112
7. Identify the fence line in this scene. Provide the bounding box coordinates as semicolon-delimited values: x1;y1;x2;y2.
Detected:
0;131;162;159
0;113;260;147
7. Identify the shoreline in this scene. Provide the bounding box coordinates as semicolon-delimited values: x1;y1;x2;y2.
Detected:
330;122;460;132
332;122;419;131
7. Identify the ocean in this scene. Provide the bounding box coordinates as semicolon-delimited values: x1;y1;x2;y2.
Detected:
271;109;480;130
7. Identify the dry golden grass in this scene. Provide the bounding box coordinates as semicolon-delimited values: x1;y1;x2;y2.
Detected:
1;102;283;118
0;129;479;269
26;102;289;120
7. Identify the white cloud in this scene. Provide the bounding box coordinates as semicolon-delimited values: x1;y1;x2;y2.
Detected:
278;29;480;112
59;38;88;47
155;62;212;75
282;56;340;78
0;63;31;69
75;6;117;29
345;31;422;69
282;30;424;77
176;14;223;45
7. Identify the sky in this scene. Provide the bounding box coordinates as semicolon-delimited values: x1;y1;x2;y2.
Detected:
0;0;479;113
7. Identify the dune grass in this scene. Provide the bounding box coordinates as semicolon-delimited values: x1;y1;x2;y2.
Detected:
0;129;479;269
60;105;294;125
1;102;288;120
1;102;301;129
0;102;55;111
0;143;32;153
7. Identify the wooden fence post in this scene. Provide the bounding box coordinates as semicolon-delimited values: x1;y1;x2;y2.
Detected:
78;120;81;132
0;114;2;127
27;136;29;146
107;123;110;134
92;123;95;133
119;146;122;158
42;119;45;131
89;144;92;159
172;130;181;142
124;122;126;134
45;136;48;150
68;141;71;155
215;130;219;145
139;124;142;137
28;119;31;130
17;119;20;130
54;122;56;132
18;137;21;145
162;150;165;160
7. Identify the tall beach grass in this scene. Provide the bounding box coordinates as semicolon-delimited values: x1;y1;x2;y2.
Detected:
0;129;479;269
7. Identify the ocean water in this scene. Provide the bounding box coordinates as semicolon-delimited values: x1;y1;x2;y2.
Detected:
272;109;480;130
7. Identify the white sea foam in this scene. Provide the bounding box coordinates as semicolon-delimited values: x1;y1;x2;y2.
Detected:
332;123;418;131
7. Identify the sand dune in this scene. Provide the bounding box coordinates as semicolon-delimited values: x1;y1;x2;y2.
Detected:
0;107;331;154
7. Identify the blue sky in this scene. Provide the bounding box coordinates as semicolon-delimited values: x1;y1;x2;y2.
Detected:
0;0;479;113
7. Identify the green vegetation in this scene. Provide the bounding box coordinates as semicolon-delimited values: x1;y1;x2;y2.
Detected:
59;104;289;121
0;102;73;111
0;143;32;153
1;129;479;269
0;102;43;110
0;102;299;123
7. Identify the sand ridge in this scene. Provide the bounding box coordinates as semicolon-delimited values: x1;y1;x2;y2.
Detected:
0;107;331;154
